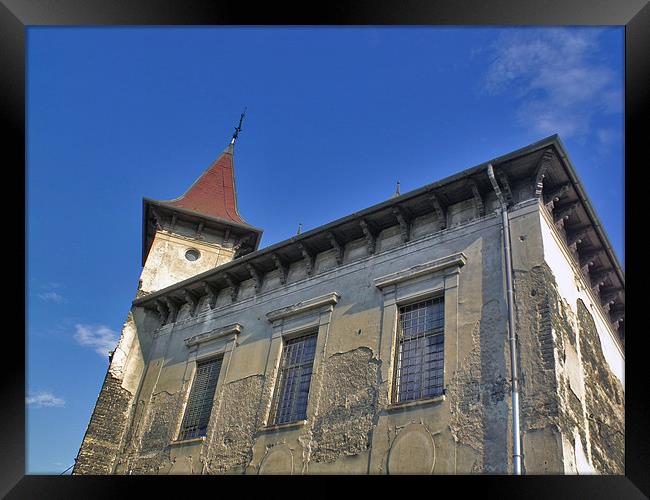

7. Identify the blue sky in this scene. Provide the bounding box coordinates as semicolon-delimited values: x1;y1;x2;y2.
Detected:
26;27;624;474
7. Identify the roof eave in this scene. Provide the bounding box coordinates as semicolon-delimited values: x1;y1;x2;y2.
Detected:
140;198;264;267
550;136;625;287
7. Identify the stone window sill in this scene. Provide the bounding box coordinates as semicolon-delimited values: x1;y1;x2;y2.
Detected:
259;419;307;433
387;394;445;411
170;436;206;447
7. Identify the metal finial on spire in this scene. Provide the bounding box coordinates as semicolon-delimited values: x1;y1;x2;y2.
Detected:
297;222;302;235
230;107;247;145
392;180;401;198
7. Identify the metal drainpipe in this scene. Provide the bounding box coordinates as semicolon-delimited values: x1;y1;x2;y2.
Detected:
486;163;522;475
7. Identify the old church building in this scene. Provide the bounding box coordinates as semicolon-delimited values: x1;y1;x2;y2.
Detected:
73;133;624;475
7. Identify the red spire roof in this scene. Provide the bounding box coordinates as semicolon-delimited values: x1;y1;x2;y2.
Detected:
166;144;246;224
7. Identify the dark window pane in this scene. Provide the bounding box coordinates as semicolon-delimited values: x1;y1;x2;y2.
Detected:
395;297;444;403
179;357;223;440
271;333;318;425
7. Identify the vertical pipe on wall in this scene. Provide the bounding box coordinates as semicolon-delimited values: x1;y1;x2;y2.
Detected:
486;163;523;475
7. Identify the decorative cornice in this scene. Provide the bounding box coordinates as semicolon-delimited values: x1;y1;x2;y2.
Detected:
246;263;263;293
534;149;555;198
392;206;411;243
566;227;591;248
359;219;377;254
580;249;605;270
150;207;163;230
553;201;579;231
428;191;446;229
183;288;199;317
155;299;168;324
133;135;623;346
539;203;624;348
325;231;344;265
266;292;340;323
202;281;218;309
468;179;485;218
543;182;571;212
163;296;180;323
497;171;513;206
297;242;315;276
184;323;242;347
374;252;467;289
271;252;289;285
224;273;239;302
590;268;614;285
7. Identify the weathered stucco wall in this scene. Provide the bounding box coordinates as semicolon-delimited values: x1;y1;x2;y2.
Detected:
77;188;623;475
73;224;222;475
140;230;235;294
508;206;624;475
108;193;539;475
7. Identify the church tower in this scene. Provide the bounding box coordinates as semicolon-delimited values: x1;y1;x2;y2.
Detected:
73;123;262;474
139;141;262;295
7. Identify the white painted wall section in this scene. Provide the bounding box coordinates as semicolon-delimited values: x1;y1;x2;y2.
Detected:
538;209;624;387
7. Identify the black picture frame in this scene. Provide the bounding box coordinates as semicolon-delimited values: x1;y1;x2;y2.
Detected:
4;1;645;497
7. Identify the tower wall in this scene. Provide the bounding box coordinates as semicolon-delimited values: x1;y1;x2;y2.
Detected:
140;230;236;294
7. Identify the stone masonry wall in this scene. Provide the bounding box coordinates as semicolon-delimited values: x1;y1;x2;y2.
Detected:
514;263;624;474
577;299;624;473
73;371;132;474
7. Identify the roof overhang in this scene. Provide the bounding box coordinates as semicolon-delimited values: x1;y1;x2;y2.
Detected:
134;135;624;344
141;198;263;266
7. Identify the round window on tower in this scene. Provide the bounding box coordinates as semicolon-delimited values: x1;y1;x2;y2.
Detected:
185;248;201;261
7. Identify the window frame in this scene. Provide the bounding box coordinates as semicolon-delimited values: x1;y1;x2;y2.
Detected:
261;292;339;430
269;330;319;425
373;253;465;410
174;323;241;444
391;295;445;404
178;354;224;441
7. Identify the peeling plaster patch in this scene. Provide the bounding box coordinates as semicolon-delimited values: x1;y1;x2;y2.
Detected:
516;264;594;474
109;312;137;379
309;347;380;463
514;266;561;432
563;342;584;402
139;392;181;454
447;319;483;468
515;264;623;474
446;298;508;473
204;375;264;473
574;429;595;474
128;391;182;474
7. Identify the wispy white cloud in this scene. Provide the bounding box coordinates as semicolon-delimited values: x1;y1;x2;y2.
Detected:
481;28;622;142
74;323;119;358
40;282;62;290
38;291;67;303
37;282;68;303
26;391;65;408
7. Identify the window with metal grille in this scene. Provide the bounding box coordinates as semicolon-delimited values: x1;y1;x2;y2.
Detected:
270;333;318;425
393;297;444;403
179;356;223;440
